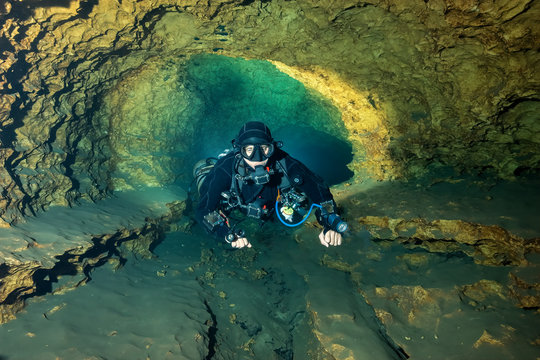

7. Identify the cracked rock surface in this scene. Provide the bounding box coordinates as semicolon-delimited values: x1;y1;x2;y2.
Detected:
0;186;187;324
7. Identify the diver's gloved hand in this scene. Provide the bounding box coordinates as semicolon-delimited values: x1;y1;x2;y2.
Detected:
231;237;252;249
318;213;347;247
319;229;342;247
225;229;252;249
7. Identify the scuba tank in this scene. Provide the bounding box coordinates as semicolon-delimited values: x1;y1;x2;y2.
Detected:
191;149;233;196
192;158;218;195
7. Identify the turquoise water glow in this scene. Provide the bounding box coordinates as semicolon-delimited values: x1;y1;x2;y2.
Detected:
182;54;352;186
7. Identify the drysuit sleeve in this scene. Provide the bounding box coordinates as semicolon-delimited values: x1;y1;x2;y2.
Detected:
284;155;334;205
195;159;232;240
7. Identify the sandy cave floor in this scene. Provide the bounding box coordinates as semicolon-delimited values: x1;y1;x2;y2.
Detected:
0;175;539;359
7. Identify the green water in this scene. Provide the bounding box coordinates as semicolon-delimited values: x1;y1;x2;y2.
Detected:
181;54;352;186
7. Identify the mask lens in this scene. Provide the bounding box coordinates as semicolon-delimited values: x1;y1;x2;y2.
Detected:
241;143;274;160
242;145;255;159
260;144;273;157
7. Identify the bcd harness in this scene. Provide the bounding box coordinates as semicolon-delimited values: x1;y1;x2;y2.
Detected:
201;152;339;239
221;153;298;219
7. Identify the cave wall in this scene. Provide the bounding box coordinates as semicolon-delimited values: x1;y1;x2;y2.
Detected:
101;53;348;190
1;0;539;226
101;55;201;190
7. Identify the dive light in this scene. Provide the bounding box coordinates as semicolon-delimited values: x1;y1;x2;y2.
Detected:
325;213;348;233
275;200;348;233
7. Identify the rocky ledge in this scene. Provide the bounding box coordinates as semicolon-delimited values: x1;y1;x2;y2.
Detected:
0;187;188;324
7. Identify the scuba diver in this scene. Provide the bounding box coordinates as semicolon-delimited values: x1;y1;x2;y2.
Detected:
194;121;347;249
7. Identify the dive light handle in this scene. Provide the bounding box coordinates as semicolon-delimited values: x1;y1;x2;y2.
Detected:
325;213;348;233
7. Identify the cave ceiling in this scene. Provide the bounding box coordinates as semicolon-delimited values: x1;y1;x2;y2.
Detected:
0;0;539;225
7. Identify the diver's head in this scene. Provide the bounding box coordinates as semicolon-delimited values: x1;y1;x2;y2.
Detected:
233;121;276;165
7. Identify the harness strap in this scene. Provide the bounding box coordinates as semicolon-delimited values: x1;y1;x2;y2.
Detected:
275;158;291;190
230;154;241;203
224;155;295;218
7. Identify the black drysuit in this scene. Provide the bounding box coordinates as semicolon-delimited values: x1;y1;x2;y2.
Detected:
195;148;335;241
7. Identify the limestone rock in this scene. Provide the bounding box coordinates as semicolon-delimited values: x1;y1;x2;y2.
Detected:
509;273;540;310
459;279;509;310
102;56;202;189
0;189;188;324
358;216;531;266
0;225;163;324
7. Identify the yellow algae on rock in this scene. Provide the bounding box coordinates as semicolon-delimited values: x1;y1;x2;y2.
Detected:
307;302;356;360
473;330;505;348
252;268;268;280
270;61;395;181
320;254;359;273
0;262;41;323
397;253;430;269
329;344;355;360
460;280;508;304
374;285;444;328
358;216;530;266
375;308;393;326
509;273;540;309
45;303;67;317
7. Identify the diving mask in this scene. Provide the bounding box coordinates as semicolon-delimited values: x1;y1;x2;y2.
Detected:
241;143;274;161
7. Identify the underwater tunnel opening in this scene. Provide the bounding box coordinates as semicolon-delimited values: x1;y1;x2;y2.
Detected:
178;53;354;187
273;125;354;186
102;53;355;191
